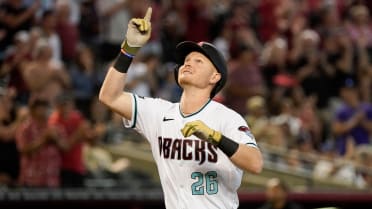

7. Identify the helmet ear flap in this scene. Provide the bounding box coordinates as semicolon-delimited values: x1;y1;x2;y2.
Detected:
174;64;180;86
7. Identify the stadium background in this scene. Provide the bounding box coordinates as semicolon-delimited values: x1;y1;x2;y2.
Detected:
0;0;372;208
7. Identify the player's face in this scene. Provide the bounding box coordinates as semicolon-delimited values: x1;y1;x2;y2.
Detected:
178;52;221;89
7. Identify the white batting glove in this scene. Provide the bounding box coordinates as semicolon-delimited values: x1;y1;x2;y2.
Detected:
122;7;152;55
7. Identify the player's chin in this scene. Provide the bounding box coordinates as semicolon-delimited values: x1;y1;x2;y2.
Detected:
178;77;193;86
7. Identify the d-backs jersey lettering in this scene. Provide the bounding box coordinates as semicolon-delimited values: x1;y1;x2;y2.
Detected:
123;93;258;209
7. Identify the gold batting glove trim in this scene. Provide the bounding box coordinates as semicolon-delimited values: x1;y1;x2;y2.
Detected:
121;40;140;56
181;120;222;145
132;18;150;33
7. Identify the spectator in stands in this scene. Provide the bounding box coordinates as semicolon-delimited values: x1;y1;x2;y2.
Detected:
245;95;290;172
290;29;334;109
83;121;130;179
224;1;261;59
346;4;372;48
48;92;94;188
97;0;132;62
283;148;309;174
55;0;79;67
159;0;186;63
345;4;372;102
257;178;303;209
125;52;159;97
16;98;66;187
332;77;372;157
260;32;288;82
260;36;295;115
271;98;302;148
354;145;372;189
327;143;372;188
69;44;98;118
225;44;265;115
143;50;162;96
296;97;323;152
184;0;215;42
101;112;125;144
39;9;62;65
212;23;232;62
312;141;339;181
245;95;269;142
355;36;372;103
256;0;280;42
0;87;26;186
316;2;345;35
83;139;130;180
155;63;182;103
22;39;70;106
320;29;354;97
90;96;110;126
0;30;33;105
0;0;40;56
78;0;100;51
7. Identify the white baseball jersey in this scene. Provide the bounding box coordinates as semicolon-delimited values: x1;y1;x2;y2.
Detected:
123;93;258;209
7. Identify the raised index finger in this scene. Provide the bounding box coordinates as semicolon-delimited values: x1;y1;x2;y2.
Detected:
143;7;152;22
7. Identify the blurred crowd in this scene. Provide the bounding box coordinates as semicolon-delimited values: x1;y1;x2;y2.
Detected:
0;0;372;190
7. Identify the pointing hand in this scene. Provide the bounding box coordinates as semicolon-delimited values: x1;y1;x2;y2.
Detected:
122;7;152;55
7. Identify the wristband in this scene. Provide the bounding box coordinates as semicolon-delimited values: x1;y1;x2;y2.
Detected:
217;135;239;157
113;49;133;73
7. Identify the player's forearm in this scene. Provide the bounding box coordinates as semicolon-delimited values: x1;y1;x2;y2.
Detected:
99;44;134;104
99;66;128;106
212;134;263;173
230;144;263;174
99;60;136;120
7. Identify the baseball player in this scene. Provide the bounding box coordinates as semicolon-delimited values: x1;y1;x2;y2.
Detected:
99;7;263;209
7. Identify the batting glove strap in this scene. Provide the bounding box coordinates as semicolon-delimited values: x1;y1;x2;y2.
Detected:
218;135;239;157
121;40;140;56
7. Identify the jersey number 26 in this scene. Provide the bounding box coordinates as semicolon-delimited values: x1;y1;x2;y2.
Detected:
191;171;218;195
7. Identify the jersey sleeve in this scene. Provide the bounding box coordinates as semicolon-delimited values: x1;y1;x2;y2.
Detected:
122;93;170;143
221;112;258;149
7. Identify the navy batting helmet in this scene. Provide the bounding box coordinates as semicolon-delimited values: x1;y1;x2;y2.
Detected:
174;41;227;98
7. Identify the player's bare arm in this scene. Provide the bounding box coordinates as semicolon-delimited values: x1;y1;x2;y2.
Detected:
181;120;263;174
230;144;263;174
99;7;152;120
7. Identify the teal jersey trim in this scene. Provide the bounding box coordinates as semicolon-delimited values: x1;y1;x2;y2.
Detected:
179;99;212;118
130;94;138;128
246;142;258;147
